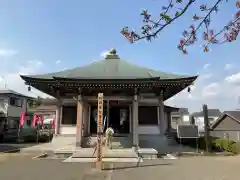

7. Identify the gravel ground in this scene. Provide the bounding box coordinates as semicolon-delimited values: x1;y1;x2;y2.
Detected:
0;154;240;180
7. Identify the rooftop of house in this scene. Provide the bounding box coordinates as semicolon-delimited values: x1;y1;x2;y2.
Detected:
0;89;36;99
223;111;240;120
191;109;221;117
211;110;240;129
171;108;189;115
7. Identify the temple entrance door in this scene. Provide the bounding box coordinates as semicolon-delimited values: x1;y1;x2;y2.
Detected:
89;104;130;135
109;106;129;135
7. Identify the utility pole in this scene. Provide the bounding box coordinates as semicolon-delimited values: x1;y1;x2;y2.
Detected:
203;104;211;153
1;76;7;88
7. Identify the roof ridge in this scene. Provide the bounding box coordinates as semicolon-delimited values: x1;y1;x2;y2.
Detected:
211;112;240;129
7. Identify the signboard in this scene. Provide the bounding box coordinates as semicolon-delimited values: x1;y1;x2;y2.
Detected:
96;93;103;169
177;125;199;138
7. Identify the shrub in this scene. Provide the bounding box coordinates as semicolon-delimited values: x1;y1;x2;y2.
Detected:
175;135;240;154
213;139;235;152
230;142;240;154
175;137;216;150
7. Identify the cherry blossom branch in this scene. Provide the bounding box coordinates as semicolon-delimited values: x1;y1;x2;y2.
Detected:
121;0;240;54
178;0;240;54
205;16;240;46
120;0;196;42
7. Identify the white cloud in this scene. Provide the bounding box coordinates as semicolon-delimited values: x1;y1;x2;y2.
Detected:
55;60;61;64
202;83;220;98
100;50;109;58
224;63;233;71
0;49;17;57
203;63;210;69
165;69;240;112
198;73;212;81
225;72;240;84
0;59;52;98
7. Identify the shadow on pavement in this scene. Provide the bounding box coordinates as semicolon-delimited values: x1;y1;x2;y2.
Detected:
0;144;20;153
0;142;41;153
103;162;172;170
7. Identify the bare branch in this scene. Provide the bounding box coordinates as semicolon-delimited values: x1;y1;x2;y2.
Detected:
121;0;196;43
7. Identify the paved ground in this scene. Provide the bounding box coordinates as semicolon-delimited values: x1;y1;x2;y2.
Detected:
0;153;240;180
0;143;41;152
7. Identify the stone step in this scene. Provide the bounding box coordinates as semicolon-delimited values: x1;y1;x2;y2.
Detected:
72;148;138;158
137;148;158;159
82;136;132;148
63;157;142;163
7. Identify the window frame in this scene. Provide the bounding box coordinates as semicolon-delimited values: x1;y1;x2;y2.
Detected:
138;106;158;125
9;97;23;107
171;115;181;125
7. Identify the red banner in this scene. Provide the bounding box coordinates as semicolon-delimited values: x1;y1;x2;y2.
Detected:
19;111;26;127
52;116;55;129
35;115;43;129
31;114;38;127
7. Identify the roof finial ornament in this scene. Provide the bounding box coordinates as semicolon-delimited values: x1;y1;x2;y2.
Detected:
108;48;117;55
105;48;119;59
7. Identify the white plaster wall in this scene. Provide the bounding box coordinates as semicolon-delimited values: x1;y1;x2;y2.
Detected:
0;95;28;117
138;125;160;135
182;115;190;122
0;96;9;115
8;98;28;117
138;111;166;135
60;126;76;135
195;116;219;132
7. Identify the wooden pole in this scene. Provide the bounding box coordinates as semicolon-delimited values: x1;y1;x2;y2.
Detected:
107;100;110;129
203;104;211;152
76;95;83;147
96;93;103;170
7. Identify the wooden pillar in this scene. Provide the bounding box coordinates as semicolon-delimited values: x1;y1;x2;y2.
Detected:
167;112;171;133
55;105;61;135
55;90;61;135
76;94;83;147
158;90;165;136
129;105;132;133
88;105;91;135
132;90;139;149
83;103;89;136
106;100;110;128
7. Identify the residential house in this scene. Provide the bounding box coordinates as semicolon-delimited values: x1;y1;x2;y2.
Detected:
31;102;57;130
0;89;35;141
192;109;221;133
211;111;240;142
171;108;190;130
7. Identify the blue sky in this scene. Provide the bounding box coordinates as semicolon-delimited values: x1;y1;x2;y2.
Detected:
0;0;239;112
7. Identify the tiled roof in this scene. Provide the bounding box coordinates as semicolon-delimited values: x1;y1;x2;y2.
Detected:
192;109;221;117
171;108;189;115
21;49;195;80
0;89;35;99
211;111;240;129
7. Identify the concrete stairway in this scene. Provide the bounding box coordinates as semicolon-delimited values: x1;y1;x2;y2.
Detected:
72;147;138;158
82;136;132;148
21;135;76;153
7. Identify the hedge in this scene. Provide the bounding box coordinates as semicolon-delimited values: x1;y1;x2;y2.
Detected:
214;139;240;154
175;137;240;154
